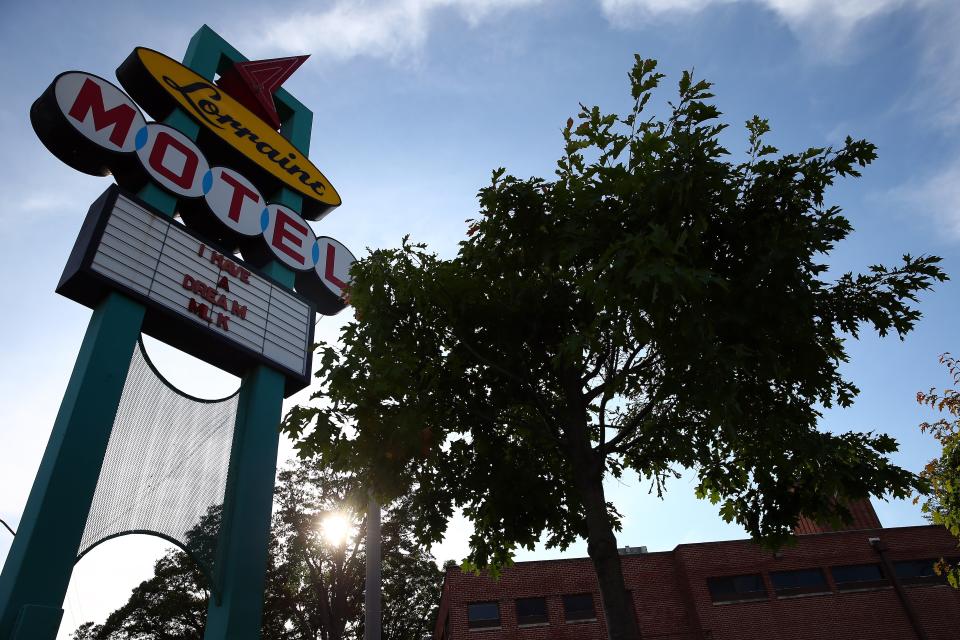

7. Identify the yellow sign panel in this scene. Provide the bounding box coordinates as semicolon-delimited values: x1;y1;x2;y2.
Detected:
119;47;340;220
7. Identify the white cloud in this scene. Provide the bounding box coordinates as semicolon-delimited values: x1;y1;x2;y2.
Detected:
0;175;107;230
600;1;960;133
600;0;913;55
890;158;960;240
242;0;541;64
16;192;76;214
913;2;960;130
601;0;731;17
754;0;906;26
600;0;908;27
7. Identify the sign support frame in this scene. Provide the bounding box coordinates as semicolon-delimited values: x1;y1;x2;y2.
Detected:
0;292;147;639
0;24;316;640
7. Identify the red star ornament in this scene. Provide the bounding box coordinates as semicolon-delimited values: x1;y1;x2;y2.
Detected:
216;55;309;130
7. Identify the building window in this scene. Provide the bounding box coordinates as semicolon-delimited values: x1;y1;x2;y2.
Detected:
706;574;767;603
562;593;597;622
894;559;945;585
467;602;501;629
516;597;548;626
769;568;830;597
831;564;888;590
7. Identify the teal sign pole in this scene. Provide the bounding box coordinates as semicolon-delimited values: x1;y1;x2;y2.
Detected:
0;25;317;640
180;27;316;640
0;291;147;639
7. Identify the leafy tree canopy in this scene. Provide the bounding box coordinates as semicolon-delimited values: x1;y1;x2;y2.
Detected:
917;353;960;588
284;56;946;640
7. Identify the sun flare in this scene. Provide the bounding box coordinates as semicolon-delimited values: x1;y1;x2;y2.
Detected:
320;512;354;546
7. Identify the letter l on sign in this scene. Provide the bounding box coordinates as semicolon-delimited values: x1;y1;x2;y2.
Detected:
325;244;347;290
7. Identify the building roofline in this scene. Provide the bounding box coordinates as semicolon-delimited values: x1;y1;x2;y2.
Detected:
441;524;947;573
672;523;945;552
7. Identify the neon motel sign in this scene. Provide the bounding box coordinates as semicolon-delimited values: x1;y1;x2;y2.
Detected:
0;34;342;640
31;49;357;391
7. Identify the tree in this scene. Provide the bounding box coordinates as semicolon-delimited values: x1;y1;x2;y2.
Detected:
73;550;207;640
263;459;365;640
917;353;960;588
72;459;442;640
380;500;444;640
282;55;947;640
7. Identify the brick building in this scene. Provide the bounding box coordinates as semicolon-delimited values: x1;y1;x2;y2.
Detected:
432;502;960;639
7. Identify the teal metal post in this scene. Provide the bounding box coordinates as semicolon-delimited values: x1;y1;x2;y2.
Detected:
0;293;145;639
203;279;289;640
0;119;193;638
179;26;316;640
0;56;200;640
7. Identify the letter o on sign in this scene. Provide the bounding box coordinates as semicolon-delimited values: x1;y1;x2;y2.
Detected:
134;123;208;197
296;236;356;315
261;203;317;271
203;166;264;237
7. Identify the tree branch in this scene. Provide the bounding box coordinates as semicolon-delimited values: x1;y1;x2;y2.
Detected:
600;392;659;456
582;339;613;387
584;346;654;403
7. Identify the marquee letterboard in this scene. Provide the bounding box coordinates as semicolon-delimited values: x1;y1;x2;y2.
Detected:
58;186;314;394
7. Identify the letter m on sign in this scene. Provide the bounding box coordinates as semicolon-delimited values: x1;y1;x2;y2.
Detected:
68;78;137;148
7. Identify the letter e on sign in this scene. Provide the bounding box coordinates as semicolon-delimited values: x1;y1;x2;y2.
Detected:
135;123;208;197
261;203;317;271
54;73;145;152
203;166;264;237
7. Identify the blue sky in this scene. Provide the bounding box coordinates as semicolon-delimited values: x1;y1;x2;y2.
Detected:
1;0;959;635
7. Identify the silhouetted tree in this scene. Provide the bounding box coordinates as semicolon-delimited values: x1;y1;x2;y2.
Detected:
283;55;947;640
917;353;960;588
72;459;442;640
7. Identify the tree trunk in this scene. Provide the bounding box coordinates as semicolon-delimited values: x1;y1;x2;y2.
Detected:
563;407;641;640
575;466;641;640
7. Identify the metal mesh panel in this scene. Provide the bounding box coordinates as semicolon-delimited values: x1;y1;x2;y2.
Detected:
79;338;239;580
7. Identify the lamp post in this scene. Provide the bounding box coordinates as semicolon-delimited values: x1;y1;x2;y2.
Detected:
365;497;381;640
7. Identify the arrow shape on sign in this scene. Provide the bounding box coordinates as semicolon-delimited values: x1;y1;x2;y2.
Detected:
216;55;309;130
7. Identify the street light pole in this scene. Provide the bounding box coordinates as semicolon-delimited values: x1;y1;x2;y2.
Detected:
364;497;381;640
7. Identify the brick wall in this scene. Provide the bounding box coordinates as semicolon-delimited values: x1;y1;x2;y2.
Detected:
794;497;882;535
434;525;960;640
